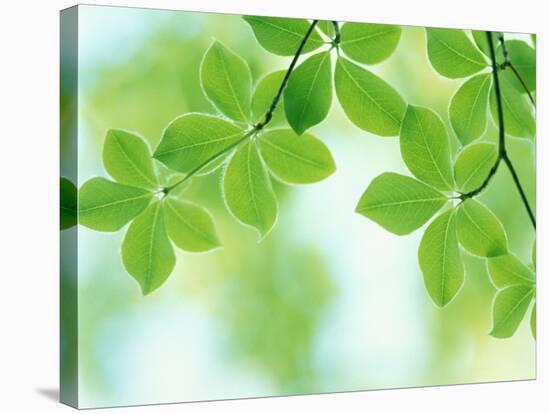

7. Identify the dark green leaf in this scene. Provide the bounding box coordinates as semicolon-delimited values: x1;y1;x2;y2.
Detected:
78;177;153;232
471;30;499;57
335;57;406;136
449;73;492;145
356;172;447;235
60;177;77;230
487;253;535;288
400;105;454;191
490;284;534;338
426;28;488;78
284;51;332;135
454;142;498;194
340;22;401;65
154;114;244;173
164;197;221;252
121;201;175;295
223;141;277;239
243;16;324;56
257;128;335;184
201;41;252;122
419;208;464;307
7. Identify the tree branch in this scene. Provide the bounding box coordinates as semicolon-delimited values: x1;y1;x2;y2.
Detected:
498;33;536;106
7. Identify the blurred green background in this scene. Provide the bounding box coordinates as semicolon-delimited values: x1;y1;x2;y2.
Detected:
61;5;535;408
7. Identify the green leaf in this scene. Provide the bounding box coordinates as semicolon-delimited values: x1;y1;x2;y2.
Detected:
356;172;447;235
490;77;535;138
252;70;286;126
78;177;153;232
200;41;252;123
400;106;454;191
223;141;277;239
456;199;508;257
532;239;536;270
257;128;336;184
340;22;402;65
449;73;492;145
487;253;535;289
335;57;406;136
60;177;77;230
471;30;499;57
419;208;464;307
426;28;488;78
121;201;175;295
154;114;245;174
317;20;335;38
499;40;536;92
243;16;324;56
454;142;498;194
531;304;536;339
102;129;158;190
284;51;332;135
490;284;534;338
195;152;231;176
164;197;221;252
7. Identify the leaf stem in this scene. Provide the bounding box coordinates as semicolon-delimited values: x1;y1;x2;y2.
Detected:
165;20;320;194
461;32;535;229
498;33;536;106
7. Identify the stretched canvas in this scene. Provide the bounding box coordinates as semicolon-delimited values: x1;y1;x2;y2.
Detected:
60;4;537;409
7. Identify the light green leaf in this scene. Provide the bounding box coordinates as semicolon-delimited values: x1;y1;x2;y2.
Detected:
531;304;536;339
454;142;498;194
121;201;175;295
154;114;245;174
78;177;153;232
500;40;536;92
419;208;464;307
426;28;488;78
490;77;535;138
257;128;336;184
102;129;158;190
449;73;492;145
317;20;335;38
284;51;332;135
164;197;221;252
356;172;447;235
400;106;454;191
487;253;535;289
223;141;278;239
252;70;286;126
335;57;406;136
60;177;77;230
195;152;232;176
243;16;324;56
471;30;499;57
340;22;402;65
532;239;536;270
200;41;252;123
456;199;508;257
490;284;534;338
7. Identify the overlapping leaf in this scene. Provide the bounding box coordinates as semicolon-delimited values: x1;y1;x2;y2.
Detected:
454;142;498;194
487;253;535;288
490;284;534;338
60;177;77;230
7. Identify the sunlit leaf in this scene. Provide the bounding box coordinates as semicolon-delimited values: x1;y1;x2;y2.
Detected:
531;304;536;339
103;129;158;190
317;20;335;38
243;16;324;56
121;201;175;295
60;177;77;230
223;141;277;239
356;172;447;235
400;105;454;191
487;253;535;289
154;113;245;173
79;177;153;232
449;73;492;145
340;22;401;65
471;30;499;57
499;40;536;92
257;128;335;184
454;142;498;194
532;239;536;270
335;57;406;136
201;41;252;122
251;70;286;126
490;284;534;338
284;51;332;135
419;208;464;307
164;197;221;252
426;28;488;78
